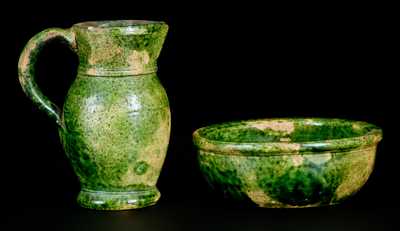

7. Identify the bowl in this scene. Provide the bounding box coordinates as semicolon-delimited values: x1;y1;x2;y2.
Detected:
193;118;382;208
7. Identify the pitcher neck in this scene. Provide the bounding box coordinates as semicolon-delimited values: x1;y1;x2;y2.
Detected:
72;20;168;77
77;56;158;77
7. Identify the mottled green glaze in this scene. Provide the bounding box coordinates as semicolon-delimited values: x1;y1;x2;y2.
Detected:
18;20;170;210
193;118;382;208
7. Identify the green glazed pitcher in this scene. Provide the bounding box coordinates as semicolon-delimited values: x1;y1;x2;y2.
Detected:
18;20;171;210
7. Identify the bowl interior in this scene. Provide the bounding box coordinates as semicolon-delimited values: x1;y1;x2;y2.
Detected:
197;118;378;143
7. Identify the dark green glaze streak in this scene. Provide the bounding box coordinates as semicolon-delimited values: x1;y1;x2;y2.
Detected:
193;118;382;208
18;20;170;210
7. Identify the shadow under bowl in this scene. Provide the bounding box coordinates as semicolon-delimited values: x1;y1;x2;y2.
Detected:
193;118;382;208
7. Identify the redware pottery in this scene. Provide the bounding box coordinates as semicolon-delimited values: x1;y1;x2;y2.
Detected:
193;118;382;208
18;20;171;210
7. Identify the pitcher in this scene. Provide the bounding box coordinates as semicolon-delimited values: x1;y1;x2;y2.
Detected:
18;20;171;210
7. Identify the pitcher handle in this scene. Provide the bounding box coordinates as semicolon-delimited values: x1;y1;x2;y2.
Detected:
18;28;76;127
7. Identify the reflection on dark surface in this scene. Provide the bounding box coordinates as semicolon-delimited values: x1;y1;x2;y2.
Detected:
3;197;397;231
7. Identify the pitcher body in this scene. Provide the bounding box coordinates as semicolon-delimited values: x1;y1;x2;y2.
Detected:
18;20;170;210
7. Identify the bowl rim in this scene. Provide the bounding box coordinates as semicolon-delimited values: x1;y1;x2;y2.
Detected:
73;20;166;28
192;118;383;156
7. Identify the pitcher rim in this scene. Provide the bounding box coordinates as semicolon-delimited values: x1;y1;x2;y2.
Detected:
73;20;166;30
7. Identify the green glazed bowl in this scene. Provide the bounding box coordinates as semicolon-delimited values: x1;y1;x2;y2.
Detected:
193;118;382;208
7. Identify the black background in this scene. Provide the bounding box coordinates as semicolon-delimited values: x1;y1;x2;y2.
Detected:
2;2;397;230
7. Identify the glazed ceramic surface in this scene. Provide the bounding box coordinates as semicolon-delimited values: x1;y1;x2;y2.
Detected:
193;118;382;208
18;20;170;210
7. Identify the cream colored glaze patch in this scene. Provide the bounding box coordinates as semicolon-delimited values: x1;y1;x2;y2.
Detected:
279;137;291;142
307;153;332;165
19;50;31;72
86;68;98;76
251;120;295;134
273;143;301;152
352;123;362;131
120;109;170;186
88;36;123;65
129;50;150;73
292;155;304;166
247;189;275;205
334;148;375;200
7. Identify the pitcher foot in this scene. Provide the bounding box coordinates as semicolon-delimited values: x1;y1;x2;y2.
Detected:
77;187;160;210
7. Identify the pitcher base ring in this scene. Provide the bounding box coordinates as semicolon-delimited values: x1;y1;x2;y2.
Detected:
77;187;160;210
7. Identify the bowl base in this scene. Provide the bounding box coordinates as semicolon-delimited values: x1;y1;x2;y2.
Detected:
256;202;340;208
77;187;160;210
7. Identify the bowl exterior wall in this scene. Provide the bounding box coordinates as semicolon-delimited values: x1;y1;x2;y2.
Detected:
198;147;376;208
